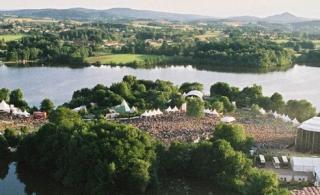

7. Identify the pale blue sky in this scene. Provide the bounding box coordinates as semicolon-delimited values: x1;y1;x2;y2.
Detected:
2;0;320;18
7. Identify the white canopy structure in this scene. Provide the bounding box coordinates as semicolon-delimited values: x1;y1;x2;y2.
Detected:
172;106;179;112
156;108;163;115
0;100;10;113
130;106;137;113
22;111;30;117
141;109;163;117
220;116;236;123
204;109;220;116
291;157;320;172
165;106;173;112
298;117;320;133
185;90;204;99
292;118;300;126
284;115;292;122
259;108;266;115
73;105;87;112
180;103;187;112
12;109;30;117
114;99;131;113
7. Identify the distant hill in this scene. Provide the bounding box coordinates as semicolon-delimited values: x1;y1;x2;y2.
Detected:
263;12;311;24
0;8;317;24
225;12;314;24
0;8;212;22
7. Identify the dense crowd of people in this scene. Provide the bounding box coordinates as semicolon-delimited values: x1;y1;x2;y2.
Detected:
122;112;219;143
235;111;297;149
0;112;46;132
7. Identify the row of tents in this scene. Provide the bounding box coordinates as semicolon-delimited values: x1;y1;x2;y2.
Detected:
257;107;300;126
0;100;30;117
141;109;164;117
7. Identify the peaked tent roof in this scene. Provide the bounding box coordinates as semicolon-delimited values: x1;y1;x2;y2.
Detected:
0;100;10;113
115;99;131;113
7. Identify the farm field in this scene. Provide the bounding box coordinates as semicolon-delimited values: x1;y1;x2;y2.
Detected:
86;54;166;65
0;34;25;42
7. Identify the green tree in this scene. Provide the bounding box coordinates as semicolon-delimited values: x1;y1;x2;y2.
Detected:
211;139;251;192
186;97;204;118
286;100;316;122
243;168;287;195
40;98;55;113
0;135;9;156
0;88;10;102
213;123;252;152
179;82;204;93
270;92;285;113
210;82;233;98
9;89;28;109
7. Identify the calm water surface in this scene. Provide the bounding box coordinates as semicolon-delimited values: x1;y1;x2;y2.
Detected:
0;160;228;195
0;65;320;109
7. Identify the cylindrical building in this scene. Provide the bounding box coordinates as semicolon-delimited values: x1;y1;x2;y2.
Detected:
296;117;320;153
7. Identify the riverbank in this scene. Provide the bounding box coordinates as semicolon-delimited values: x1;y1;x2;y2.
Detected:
2;52;296;73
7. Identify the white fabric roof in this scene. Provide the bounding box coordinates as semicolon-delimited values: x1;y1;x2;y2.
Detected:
299;117;320;132
121;100;131;112
73;105;87;112
185;90;203;99
221;116;236;123
0;100;10;113
291;156;320;172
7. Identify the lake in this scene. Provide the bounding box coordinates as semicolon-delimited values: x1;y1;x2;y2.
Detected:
1;64;320;110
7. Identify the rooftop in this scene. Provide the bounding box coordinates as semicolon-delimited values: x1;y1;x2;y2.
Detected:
299;117;320;133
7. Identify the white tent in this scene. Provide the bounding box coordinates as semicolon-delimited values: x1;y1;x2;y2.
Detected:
291;157;320;172
172;106;179;112
156;108;163;115
259;108;266;115
292;118;300;126
273;111;279;118
0;100;10;113
185;90;204;99
180;103;187;112
141;111;150;117
204;109;220;116
284;115;292;122
130;106;137;113
212;109;220;116
22;110;30;117
165;106;172;112
73;105;87;112
115;99;131;113
221;116;236;123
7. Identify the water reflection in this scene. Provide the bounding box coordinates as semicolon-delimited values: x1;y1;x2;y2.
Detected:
0;159;230;195
0;160;81;195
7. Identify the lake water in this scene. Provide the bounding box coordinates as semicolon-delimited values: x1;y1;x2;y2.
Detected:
1;65;320;110
0;160;228;195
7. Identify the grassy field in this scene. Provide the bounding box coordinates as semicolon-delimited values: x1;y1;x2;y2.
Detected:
86;54;163;65
195;31;222;41
0;34;25;42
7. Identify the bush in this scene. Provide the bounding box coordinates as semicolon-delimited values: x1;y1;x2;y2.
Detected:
186;97;204;118
18;111;157;194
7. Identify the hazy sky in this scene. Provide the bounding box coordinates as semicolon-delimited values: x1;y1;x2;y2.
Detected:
2;0;320;18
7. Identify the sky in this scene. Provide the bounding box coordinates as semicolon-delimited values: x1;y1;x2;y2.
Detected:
1;0;320;18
